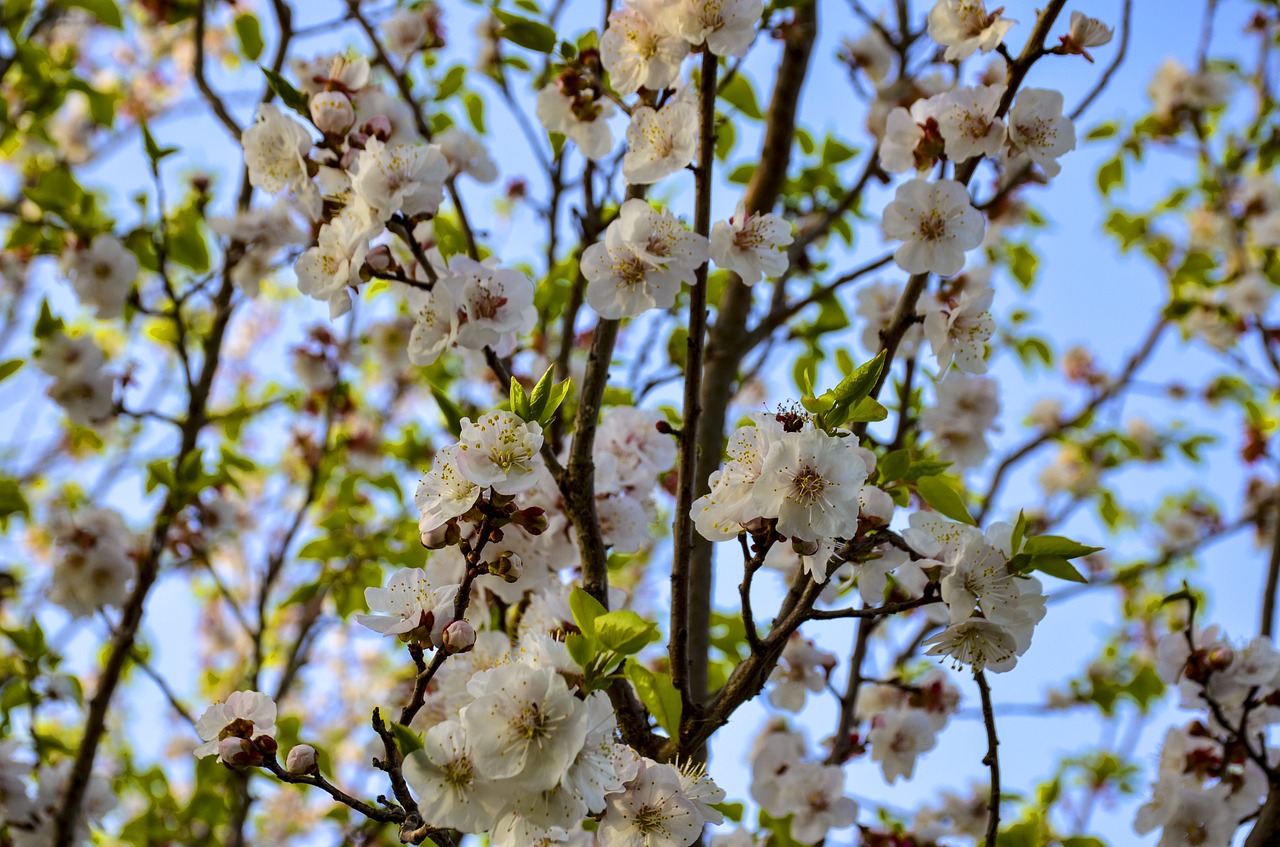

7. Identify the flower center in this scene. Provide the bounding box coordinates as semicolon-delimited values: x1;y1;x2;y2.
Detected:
789;465;827;506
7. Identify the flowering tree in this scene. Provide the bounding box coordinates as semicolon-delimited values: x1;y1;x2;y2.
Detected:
1;0;1279;845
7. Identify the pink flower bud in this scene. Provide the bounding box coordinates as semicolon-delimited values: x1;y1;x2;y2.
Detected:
442;619;476;654
218;737;262;768
310;91;355;136
286;744;319;775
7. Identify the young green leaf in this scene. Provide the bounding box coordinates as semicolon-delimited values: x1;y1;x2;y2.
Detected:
625;664;681;738
915;475;976;525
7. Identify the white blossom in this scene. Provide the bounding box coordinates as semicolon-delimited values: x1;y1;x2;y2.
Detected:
60;234;137;319
294;204;377;319
927;0;1016;61
601;2;689;95
867;708;938;782
584;199;708;319
710;202;793;284
416;444;482;532
922;283;995;373
402;720;504;831
456;411;545;495
752;427;867;551
924;617;1018;672
350;137;449;221
937;84;1006;162
537;79;615;161
882;178;985;277
242;103;320;218
355;566;458;642
919;372;1000;469
193;690;278;759
771;761;859;843
768;634;836;712
1005;88;1076;178
461;664;590;791
623;99;698;184
1064;11;1113;61
48;507;134;617
598;760;704;847
693;414;785;540
673;0;763;58
437;127;499;183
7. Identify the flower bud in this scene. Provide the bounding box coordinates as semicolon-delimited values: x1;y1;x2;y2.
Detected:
365;244;395;273
360;114;392;142
791;537;820;557
286;744;319;775
254;734;278;756
218;737;262;768
489;552;524;583
742;516;771;535
310;91;355;136
442;619;476;654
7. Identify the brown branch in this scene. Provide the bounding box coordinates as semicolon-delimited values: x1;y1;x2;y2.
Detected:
194;0;243;140
260;753;404;824
1070;0;1133;120
689;1;819;716
1262;488;1280;639
976;317;1168;525
825;615;878;765
976;670;1001;847
671;48;720;723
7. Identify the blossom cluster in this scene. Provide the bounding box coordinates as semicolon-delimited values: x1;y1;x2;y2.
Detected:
0;744;115;847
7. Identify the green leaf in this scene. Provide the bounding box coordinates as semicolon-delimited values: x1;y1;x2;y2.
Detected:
878;449;909;484
510;376;531;420
428;384;464;438
538;379;572;427
569;587;608;640
1006;243;1038;290
718;74;762;119
817;350;885;428
0;478;30;529
434;65;466;101
1022;535;1102;559
56;0;122;28
1097;156;1124;196
565;633;594;669
140;122;177;168
527;366;554;418
1011;510;1027;556
262;66;310;117
392;723;423;755
594;610;659;655
33;301;64;340
494;11;557;53
464;92;487;133
0;359;22;383
234;13;264;62
843;396;888;423
915;475;975;525
625;664;681;738
1030;554;1087;583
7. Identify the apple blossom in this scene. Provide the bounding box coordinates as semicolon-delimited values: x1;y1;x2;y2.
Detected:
673;0;763;58
60;234;137;319
623;99;698;184
193;690;278;759
601;2;689;95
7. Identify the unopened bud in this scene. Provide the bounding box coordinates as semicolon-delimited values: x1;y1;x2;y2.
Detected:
286;744;319;775
742;516;771;535
514;507;548;535
310;91;356;136
254;734;278;756
442;619;476;654
365;244;395;273
218;737;262;768
1206;644;1235;672
489;552;524;583
791;537;820;557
